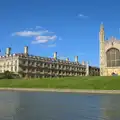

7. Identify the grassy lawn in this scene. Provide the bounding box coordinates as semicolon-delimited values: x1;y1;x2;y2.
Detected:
0;76;120;90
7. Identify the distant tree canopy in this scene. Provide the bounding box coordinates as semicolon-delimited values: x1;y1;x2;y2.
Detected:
0;71;20;79
3;71;13;79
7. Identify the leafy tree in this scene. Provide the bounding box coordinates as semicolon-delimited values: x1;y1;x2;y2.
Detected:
4;71;13;79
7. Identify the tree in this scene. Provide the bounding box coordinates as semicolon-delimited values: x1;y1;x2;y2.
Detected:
4;71;13;79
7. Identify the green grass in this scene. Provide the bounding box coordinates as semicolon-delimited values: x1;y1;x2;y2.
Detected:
0;76;120;90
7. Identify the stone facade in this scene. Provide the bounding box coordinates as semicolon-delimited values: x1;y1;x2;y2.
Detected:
0;47;100;78
99;23;120;76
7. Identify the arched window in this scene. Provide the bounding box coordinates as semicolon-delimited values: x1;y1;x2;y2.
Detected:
106;48;120;67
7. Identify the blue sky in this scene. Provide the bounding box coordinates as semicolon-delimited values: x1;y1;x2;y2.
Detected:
1;0;120;67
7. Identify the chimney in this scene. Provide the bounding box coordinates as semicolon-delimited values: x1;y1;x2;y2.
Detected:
82;61;86;65
53;52;57;59
24;46;28;55
6;47;11;56
66;58;69;61
75;56;78;62
86;61;89;76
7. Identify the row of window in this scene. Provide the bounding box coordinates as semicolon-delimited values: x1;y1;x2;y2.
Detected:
21;62;85;70
107;60;120;67
21;61;84;68
22;69;86;73
106;48;120;67
0;66;17;72
0;61;17;67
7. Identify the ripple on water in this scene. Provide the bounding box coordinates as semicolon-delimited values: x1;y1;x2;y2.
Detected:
0;91;120;120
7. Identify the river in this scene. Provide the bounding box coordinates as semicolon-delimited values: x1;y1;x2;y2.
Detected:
0;91;120;120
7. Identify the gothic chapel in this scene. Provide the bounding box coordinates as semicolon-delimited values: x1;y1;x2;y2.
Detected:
99;23;120;76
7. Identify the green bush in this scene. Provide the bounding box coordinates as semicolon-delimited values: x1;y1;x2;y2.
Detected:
3;71;13;79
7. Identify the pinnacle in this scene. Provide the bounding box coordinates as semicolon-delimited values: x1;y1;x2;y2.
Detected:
100;22;104;30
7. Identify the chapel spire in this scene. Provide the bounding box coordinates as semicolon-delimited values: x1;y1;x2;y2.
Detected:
100;22;104;31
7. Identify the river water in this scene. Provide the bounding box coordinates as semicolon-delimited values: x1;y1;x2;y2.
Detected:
0;91;120;120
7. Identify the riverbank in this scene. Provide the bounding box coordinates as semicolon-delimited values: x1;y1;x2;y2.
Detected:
0;76;120;90
1;88;120;94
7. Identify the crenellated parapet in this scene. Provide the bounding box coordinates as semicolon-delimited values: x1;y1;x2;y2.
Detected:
104;37;120;52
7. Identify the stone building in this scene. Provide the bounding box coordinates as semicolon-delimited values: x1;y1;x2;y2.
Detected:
100;23;120;76
0;46;99;78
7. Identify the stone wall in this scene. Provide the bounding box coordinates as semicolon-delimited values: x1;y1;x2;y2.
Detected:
104;67;120;76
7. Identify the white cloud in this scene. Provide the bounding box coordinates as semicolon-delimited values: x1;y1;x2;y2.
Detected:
78;14;88;18
12;26;58;46
36;35;57;41
12;31;41;37
12;30;50;37
32;35;57;44
36;43;56;48
32;39;48;44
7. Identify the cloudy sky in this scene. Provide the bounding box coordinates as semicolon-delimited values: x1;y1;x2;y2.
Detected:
0;0;120;66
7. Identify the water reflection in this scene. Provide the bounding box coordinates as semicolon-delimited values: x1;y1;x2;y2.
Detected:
101;95;120;120
0;91;120;120
15;92;101;120
0;91;20;120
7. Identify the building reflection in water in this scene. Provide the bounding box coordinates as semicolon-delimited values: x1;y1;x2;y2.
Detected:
0;91;38;120
14;92;102;120
0;91;120;120
0;91;20;120
100;94;120;120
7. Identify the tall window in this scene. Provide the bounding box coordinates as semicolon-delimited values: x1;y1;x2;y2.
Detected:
106;48;120;67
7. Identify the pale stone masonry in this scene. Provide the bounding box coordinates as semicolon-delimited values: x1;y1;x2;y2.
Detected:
0;46;99;78
99;23;105;76
99;23;120;76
